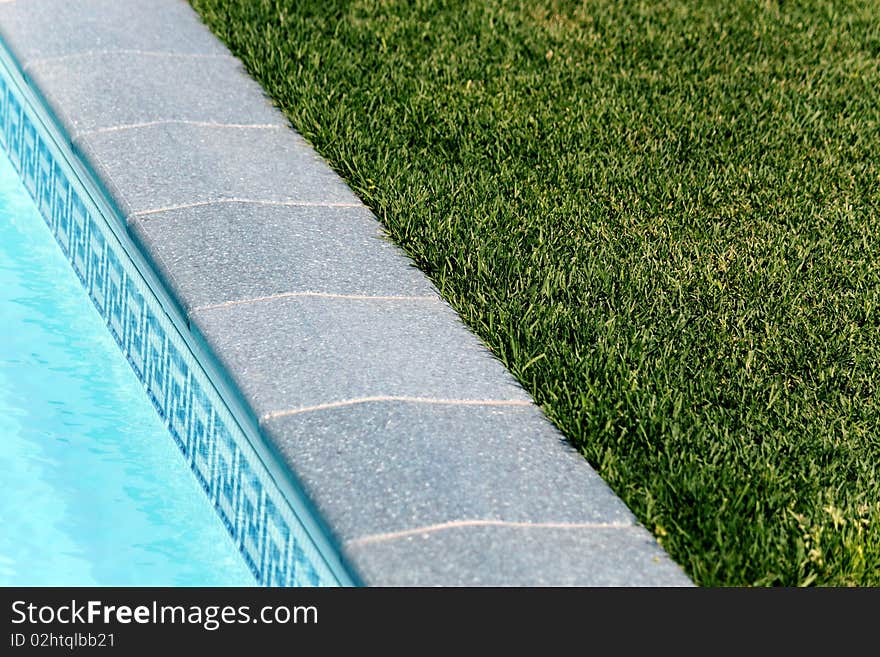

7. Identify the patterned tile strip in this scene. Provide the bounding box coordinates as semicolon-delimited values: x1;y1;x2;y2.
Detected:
0;58;343;588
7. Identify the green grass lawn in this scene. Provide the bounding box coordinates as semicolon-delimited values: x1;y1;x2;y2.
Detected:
189;0;880;585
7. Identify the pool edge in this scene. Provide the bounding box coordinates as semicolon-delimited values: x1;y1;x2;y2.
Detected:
0;0;692;587
0;32;360;588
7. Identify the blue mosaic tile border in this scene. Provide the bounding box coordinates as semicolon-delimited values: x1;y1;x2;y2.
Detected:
0;59;344;588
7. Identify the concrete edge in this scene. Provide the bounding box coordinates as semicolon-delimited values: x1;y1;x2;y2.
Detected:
0;0;692;586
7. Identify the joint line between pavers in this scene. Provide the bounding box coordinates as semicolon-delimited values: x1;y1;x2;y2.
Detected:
73;120;286;139
22;49;237;71
347;519;636;547
260;397;533;423
193;291;441;313
130;198;364;217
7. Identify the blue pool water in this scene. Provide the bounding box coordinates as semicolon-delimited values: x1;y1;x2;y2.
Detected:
0;149;255;586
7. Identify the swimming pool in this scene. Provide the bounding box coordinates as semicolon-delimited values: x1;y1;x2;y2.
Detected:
0;147;255;586
0;38;351;587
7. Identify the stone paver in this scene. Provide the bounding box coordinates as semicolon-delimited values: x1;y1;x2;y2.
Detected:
0;0;693;586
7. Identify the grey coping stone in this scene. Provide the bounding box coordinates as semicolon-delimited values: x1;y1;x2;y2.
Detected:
0;0;228;67
130;203;438;312
190;296;532;421
346;524;693;586
74;122;362;216
0;0;693;586
24;52;286;138
262;401;636;543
